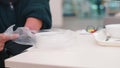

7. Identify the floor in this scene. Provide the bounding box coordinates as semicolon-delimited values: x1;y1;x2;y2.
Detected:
62;16;104;31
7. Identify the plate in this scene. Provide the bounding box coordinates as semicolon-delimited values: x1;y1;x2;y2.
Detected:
93;29;120;47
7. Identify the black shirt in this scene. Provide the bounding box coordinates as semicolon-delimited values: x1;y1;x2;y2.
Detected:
0;0;52;33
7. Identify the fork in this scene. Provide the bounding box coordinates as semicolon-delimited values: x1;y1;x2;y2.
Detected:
105;30;111;41
105;36;111;41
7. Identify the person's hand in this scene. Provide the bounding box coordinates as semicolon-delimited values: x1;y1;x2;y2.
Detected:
25;17;43;33
0;34;19;51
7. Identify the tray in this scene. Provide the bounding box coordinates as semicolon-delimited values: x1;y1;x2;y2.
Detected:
93;29;120;47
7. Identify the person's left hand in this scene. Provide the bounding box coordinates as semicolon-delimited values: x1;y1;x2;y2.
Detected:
0;34;19;51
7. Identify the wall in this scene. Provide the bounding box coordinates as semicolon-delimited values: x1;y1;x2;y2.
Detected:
50;0;63;28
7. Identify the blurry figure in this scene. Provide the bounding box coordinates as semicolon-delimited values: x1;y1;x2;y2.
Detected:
95;0;102;15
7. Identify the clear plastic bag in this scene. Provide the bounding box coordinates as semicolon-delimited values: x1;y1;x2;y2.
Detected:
4;24;15;36
4;25;36;45
13;27;36;45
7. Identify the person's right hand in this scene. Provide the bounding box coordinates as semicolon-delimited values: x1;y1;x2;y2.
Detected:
0;34;19;51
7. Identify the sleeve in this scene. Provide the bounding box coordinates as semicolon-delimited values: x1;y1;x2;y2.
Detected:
22;0;52;29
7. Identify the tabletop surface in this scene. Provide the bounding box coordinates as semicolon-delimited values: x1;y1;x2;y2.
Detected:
5;34;120;68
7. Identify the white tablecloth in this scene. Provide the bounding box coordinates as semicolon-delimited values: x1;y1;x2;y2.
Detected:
5;34;120;68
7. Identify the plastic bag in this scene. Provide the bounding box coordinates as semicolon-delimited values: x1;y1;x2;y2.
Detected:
4;24;15;36
4;25;36;45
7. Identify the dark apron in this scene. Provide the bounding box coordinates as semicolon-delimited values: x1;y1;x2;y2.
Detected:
0;41;32;67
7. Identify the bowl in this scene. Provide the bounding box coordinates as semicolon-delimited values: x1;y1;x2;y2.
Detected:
105;24;120;38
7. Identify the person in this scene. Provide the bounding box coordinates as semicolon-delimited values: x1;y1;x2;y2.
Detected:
95;0;102;15
0;0;52;67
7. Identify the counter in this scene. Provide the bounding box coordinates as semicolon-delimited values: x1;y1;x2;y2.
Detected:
5;34;120;68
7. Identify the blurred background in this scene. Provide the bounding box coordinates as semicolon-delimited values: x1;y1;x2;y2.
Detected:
50;0;120;31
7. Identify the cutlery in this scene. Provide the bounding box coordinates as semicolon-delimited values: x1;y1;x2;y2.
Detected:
105;30;111;41
105;36;111;41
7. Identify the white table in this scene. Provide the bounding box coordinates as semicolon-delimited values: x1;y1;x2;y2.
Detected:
5;34;120;68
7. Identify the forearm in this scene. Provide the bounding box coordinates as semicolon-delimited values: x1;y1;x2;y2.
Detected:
24;17;43;32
